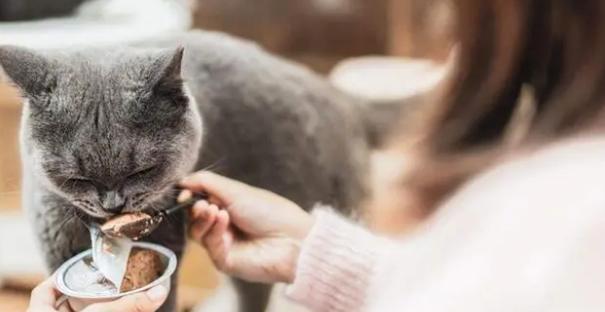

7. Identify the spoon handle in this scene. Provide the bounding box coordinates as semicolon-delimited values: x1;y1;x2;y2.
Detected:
162;191;208;217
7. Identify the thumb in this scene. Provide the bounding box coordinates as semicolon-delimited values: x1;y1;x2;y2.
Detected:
84;285;168;312
180;171;252;205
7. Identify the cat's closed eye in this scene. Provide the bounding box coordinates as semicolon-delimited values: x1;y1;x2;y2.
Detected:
127;166;158;180
64;177;94;190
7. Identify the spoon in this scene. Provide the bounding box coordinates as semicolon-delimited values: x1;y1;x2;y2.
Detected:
100;191;207;240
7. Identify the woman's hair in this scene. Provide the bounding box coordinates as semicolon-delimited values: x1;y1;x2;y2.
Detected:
408;0;605;212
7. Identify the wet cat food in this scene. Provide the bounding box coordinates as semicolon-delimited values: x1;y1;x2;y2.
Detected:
101;212;155;240
120;248;164;292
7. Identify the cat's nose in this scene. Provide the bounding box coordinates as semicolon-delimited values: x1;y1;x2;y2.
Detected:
101;191;126;214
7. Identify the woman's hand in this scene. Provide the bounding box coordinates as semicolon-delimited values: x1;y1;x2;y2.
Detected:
28;276;168;312
180;171;315;284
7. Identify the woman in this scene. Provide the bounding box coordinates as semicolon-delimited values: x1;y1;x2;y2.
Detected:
178;0;605;310
31;0;605;311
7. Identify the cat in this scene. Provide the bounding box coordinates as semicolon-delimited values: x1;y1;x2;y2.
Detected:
0;30;402;312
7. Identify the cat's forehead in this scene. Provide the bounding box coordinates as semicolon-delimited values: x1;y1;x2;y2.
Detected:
19;46;188;143
38;51;165;117
56;51;157;89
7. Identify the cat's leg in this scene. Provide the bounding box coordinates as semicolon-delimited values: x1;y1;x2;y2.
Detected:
143;209;187;312
28;194;90;271
232;278;273;312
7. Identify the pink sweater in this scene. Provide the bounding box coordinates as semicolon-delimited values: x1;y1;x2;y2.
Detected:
286;138;605;312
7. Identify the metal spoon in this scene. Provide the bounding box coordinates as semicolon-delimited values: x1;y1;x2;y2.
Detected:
100;191;207;240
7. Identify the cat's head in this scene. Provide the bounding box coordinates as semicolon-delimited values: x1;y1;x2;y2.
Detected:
0;45;203;219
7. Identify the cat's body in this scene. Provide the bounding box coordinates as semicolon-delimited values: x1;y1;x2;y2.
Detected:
4;31;373;311
165;31;369;215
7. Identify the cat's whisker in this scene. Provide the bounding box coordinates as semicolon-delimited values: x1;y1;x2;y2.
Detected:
72;199;110;220
199;158;226;173
55;206;91;234
68;205;94;230
55;212;76;230
159;159;227;190
73;212;92;231
57;173;77;190
146;191;179;199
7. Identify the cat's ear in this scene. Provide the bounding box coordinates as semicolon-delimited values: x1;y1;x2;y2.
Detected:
151;46;185;98
157;46;184;83
0;45;57;98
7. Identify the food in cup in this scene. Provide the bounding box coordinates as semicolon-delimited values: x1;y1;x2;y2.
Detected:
120;248;164;292
55;242;177;311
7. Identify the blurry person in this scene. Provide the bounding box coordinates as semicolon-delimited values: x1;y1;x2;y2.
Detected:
181;0;605;311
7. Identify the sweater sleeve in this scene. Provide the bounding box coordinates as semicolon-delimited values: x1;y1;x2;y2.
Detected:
286;207;391;312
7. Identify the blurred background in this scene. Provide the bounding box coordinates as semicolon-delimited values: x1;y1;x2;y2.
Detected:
0;0;451;310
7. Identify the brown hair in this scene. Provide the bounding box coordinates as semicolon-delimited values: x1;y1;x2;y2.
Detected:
408;0;605;213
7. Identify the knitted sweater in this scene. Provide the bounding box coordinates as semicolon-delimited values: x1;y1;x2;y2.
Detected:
287;138;605;312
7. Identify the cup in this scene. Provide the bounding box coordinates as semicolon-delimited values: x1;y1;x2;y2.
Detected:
54;242;177;311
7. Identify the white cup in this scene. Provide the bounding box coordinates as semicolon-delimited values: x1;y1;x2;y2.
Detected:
54;242;177;312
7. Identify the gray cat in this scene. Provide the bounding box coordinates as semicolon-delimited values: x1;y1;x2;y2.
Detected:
0;31;397;311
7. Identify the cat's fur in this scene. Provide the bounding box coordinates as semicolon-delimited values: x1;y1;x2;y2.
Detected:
1;31;379;311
